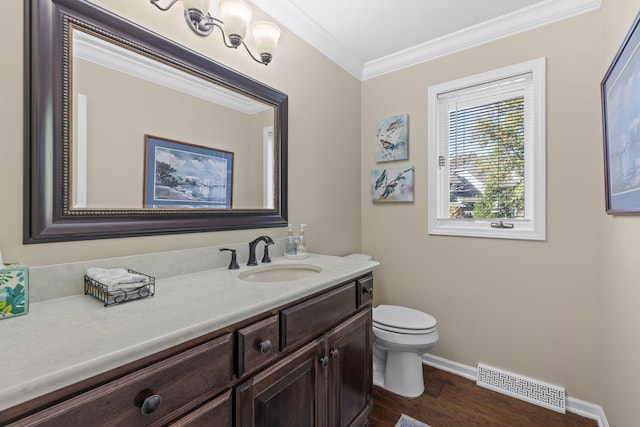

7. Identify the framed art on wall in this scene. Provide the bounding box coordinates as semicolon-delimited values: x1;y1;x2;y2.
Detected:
375;114;409;162
602;11;640;214
144;135;234;209
371;166;415;203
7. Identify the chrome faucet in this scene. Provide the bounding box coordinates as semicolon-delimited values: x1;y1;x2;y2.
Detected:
247;235;274;266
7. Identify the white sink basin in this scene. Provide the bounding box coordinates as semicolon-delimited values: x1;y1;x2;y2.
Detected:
238;263;322;283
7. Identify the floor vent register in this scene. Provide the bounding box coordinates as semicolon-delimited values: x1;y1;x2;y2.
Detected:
477;363;566;413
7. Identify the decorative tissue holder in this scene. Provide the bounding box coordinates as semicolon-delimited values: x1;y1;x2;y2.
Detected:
0;263;29;320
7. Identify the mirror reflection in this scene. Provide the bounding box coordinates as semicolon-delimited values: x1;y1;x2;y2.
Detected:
71;29;276;210
25;0;288;243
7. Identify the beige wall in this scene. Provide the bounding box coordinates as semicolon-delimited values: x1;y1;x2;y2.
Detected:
1;0;362;266
600;1;640;426
361;3;604;412
362;1;640;424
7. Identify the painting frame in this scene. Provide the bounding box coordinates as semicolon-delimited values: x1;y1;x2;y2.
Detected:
143;135;234;209
602;11;640;214
371;166;415;203
375;114;409;162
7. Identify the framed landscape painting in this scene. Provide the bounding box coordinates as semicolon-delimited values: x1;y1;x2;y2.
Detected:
602;11;640;214
144;135;233;209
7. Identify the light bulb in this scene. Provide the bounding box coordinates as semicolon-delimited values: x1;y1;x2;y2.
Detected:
219;0;252;46
182;0;211;14
252;21;281;64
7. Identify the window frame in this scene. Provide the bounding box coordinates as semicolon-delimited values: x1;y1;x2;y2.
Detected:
427;58;546;241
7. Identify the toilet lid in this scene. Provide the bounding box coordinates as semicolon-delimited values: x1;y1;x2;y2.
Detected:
373;305;437;331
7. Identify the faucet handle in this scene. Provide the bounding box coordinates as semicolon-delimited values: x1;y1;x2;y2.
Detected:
261;242;274;264
219;248;240;270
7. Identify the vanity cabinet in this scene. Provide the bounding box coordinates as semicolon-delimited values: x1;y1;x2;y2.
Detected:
4;273;373;427
236;283;372;427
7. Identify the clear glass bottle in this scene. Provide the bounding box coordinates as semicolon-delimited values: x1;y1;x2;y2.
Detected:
285;224;297;256
297;224;308;254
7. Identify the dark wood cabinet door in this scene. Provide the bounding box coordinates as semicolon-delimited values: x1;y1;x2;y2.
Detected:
236;339;327;427
327;308;373;427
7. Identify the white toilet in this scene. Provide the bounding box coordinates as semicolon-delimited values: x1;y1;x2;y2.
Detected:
373;304;439;398
341;254;439;398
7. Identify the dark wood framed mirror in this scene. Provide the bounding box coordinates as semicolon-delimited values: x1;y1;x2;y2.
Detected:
24;0;288;243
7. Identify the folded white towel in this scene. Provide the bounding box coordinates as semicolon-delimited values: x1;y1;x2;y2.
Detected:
86;267;149;291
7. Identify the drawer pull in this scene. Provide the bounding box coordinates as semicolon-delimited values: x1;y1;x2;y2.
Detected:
320;356;329;368
259;339;272;354
141;394;162;415
330;349;339;359
362;287;373;295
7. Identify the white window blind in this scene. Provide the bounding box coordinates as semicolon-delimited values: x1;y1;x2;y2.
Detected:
428;58;545;240
439;73;531;220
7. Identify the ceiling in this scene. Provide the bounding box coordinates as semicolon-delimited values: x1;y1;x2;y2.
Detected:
250;0;601;80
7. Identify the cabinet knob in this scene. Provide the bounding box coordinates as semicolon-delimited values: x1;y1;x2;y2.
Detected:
259;339;272;354
362;287;373;295
141;394;162;415
330;349;339;359
320;356;329;368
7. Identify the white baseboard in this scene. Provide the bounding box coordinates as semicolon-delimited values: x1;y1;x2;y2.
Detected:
565;397;609;427
421;353;478;381
422;354;609;427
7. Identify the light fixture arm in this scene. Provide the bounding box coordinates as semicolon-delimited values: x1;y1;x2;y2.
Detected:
149;0;182;12
241;40;271;65
201;17;244;50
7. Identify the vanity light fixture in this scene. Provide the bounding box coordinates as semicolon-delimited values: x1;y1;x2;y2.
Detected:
150;0;281;65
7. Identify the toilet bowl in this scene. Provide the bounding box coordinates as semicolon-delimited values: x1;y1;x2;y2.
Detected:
372;305;439;398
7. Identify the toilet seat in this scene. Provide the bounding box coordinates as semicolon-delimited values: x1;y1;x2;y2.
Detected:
373;322;436;335
373;305;437;333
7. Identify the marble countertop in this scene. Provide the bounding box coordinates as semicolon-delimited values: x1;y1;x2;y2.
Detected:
0;254;378;412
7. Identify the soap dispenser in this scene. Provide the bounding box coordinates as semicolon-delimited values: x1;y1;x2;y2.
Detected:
285;224;297;257
297;224;308;255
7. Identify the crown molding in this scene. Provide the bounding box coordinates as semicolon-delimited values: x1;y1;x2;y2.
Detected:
362;0;602;79
251;0;601;81
250;0;364;78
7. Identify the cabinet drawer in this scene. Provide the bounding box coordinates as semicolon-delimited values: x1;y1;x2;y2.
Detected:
168;389;232;427
357;275;374;307
11;333;233;427
280;282;356;351
237;314;280;377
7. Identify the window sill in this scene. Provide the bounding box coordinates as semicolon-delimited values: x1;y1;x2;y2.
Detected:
428;219;546;241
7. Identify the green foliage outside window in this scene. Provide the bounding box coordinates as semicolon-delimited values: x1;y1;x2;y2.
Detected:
449;97;525;219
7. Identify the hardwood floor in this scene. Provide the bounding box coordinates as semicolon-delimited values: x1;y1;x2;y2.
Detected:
368;365;598;427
